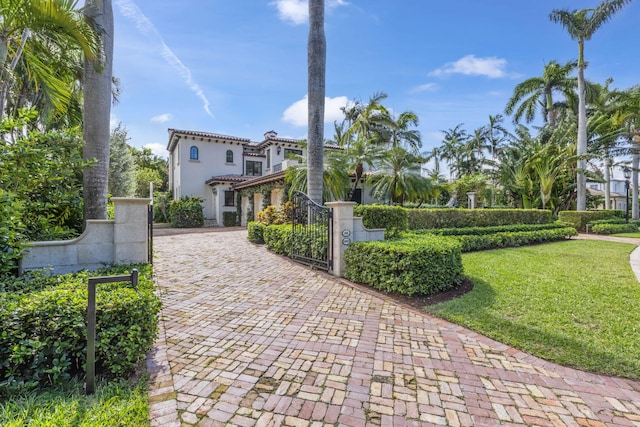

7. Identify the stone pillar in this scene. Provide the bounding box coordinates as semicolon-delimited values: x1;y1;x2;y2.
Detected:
325;201;385;278
467;192;477;209
113;198;151;264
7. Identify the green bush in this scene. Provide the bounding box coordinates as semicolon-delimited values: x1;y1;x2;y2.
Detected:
222;211;237;227
590;217;626;225
153;191;171;223
247;222;266;244
590;223;638;235
0;265;160;390
262;224;328;261
409;222;568;237
168;196;204;228
353;205;408;237
558;210;622;232
0;191;25;278
344;237;463;296
451;227;577;252
408;208;552;229
263;224;292;256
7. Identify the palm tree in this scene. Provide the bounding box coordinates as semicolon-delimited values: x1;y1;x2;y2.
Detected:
307;0;325;205
439;124;468;180
485;114;510;206
285;145;350;202
386;110;421;153
83;0;114;221
368;147;431;206
0;0;98;121
505;60;577;126
550;0;631;211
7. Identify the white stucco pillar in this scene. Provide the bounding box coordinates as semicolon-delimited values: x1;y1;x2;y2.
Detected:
112;198;151;264
325;201;357;278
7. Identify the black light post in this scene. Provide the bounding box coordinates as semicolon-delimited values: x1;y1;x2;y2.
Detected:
624;167;631;223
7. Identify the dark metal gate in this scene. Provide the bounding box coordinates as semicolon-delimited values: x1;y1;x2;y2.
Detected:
291;191;333;270
148;204;153;265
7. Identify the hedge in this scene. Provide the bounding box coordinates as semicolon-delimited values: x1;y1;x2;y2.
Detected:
0;191;25;278
407;208;553;229
247;222;266;244
168;196;204;228
558;210;623;232
263;224;328;260
451;227;577;252
590;223;638;235
409;222;568;237
222;211;237;227
344;236;463;296
0;264;160;391
353;205;408;237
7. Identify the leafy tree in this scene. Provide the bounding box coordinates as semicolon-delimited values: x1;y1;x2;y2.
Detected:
550;0;631;211
307;0;325;204
132;147;168;197
108;124;136;197
368;147;431;206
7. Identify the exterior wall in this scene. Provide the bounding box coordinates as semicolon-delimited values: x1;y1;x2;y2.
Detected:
212;183;238;225
20;198;151;275
169;136;244;219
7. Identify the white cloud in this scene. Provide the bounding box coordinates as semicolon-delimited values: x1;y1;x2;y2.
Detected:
282;95;349;127
409;83;439;94
151;113;173;123
272;0;349;25
429;55;508;79
144;143;169;159
115;0;214;118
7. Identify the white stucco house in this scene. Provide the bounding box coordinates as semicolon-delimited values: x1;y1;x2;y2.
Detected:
167;129;374;227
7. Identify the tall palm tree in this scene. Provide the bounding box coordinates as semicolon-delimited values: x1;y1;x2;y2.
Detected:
307;0;325;205
83;0;114;221
439;124;468;180
386;110;421;153
550;0;631;211
368;147;431;206
485;114;510;206
504;60;577;126
0;0;98;121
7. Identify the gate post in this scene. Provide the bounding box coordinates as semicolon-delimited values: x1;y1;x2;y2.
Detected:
326;201;385;277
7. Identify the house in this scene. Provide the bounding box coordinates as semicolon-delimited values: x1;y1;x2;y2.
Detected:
587;179;630;211
167;129;375;227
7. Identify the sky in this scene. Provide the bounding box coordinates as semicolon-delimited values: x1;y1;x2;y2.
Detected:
108;1;640;160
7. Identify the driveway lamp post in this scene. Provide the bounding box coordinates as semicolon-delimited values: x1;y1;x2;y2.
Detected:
624;167;631;223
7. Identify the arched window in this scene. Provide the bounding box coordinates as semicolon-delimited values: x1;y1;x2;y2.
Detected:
189;146;199;160
226;149;233;163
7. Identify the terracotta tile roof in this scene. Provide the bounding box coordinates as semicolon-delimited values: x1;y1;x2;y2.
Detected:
232;171;286;190
167;129;251;152
205;174;249;186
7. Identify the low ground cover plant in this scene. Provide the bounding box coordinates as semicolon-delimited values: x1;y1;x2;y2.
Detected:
428;240;640;379
0;264;160;392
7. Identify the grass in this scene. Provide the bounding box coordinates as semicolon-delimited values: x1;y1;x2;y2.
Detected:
426;239;640;379
0;377;149;427
612;232;640;238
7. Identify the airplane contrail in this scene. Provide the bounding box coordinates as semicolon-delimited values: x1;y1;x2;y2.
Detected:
114;0;215;119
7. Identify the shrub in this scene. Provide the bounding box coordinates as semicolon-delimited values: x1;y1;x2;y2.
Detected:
247;222;266;244
0;191;25;278
451;227;577;252
344;237;463;296
409;222;569;237
353;205;408;238
222;211;237;227
0;265;160;390
408;208;552;229
262;224;328;261
263;224;292;256
153;191;171;223
168;196;204;228
558;210;622;232
590;223;638;235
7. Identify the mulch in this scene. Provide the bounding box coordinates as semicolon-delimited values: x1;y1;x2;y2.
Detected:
379;277;475;311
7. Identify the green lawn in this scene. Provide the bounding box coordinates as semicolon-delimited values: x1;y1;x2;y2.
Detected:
0;378;149;427
426;239;640;379
612;232;640;238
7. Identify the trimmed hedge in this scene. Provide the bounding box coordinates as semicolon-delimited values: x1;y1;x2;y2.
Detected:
247;222;266;244
590;223;638;235
263;224;328;260
168;196;204;228
558;210;623;232
408;208;553;230
0;265;160;390
353;205;408;237
451;227;577;252
222;211;237;227
263;224;292;256
344;236;463;296
0;191;25;278
409;222;568;237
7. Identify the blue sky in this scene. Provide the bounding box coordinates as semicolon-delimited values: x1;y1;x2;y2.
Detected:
109;1;640;159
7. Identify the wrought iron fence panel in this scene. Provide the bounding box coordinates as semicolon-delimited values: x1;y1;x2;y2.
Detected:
291;191;332;270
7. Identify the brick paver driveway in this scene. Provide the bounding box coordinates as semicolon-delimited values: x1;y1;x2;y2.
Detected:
147;229;640;426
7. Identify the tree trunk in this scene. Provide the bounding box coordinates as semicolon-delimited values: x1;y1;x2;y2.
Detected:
604;157;611;210
633;136;640;220
576;40;587;211
83;0;113;222
307;0;325;205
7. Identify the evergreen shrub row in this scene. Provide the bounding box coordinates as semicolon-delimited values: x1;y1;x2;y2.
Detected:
247;222;266;244
262;224;328;260
0;265;160;391
590;223;638;235
558;210;623;232
222;211;237;227
407;208;553;230
410;222;569;237
344;236;463;296
451;227;577;252
353;205;408;237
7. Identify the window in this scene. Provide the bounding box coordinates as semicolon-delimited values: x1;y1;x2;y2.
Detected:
226;149;233;163
266;149;271;169
190;146;199;160
246;160;262;176
284;148;303;159
224;191;235;206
